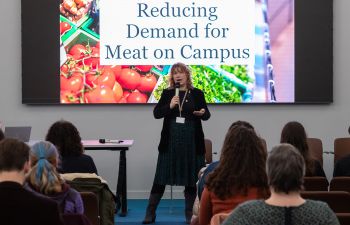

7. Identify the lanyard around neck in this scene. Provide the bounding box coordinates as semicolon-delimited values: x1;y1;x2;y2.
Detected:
179;90;188;118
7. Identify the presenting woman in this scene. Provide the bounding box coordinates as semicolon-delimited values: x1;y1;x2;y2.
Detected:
143;62;211;224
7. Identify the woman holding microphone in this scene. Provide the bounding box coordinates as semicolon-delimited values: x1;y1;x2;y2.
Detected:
143;62;211;224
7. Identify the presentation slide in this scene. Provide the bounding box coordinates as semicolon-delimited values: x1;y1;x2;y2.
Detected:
59;0;294;104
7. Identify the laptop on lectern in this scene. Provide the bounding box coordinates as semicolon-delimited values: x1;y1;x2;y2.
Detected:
4;126;32;142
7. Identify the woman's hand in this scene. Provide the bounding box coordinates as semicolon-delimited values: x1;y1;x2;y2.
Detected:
193;108;205;117
170;96;180;109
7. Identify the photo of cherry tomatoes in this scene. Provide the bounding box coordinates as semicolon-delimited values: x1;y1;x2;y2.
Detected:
60;72;83;93
60;30;159;104
84;85;117;103
127;91;148;103
60;22;72;35
137;74;157;93
118;68;141;90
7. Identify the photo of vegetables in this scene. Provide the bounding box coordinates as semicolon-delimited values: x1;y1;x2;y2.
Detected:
59;0;293;104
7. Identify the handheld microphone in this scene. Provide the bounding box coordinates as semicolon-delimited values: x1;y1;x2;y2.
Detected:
99;139;124;144
175;82;180;97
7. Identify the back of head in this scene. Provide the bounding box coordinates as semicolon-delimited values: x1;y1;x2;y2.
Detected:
0;138;29;172
27;141;63;194
207;124;268;199
280;121;308;155
280;121;314;174
45;120;83;157
0;129;4;141
267;144;305;194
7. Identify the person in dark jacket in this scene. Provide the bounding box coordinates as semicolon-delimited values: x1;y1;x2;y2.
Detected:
0;138;64;225
0;128;4;141
143;62;211;224
46;120;98;174
333;154;350;177
280;121;327;178
25;141;84;214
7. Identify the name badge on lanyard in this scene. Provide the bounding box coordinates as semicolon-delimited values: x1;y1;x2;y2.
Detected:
176;117;185;124
177;90;188;124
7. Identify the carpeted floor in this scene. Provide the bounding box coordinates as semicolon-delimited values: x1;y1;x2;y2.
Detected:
115;199;188;225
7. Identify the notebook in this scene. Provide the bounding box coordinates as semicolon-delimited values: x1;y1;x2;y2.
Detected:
4;126;32;142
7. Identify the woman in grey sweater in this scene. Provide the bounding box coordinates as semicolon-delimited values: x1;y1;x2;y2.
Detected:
222;144;339;225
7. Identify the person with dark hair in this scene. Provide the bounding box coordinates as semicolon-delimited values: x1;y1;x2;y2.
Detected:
0;128;4;141
46;120;98;174
0;139;64;225
197;121;256;200
25;141;84;214
280;121;326;177
333;154;350;176
143;62;210;224
222;144;339;225
199;126;269;225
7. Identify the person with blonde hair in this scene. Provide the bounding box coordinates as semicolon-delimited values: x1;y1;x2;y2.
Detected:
25;141;84;214
143;62;211;224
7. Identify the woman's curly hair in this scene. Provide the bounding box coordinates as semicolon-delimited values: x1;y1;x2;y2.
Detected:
206;125;268;200
45;120;83;157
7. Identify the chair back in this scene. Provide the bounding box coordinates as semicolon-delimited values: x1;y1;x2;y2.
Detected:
210;212;230;225
336;213;350;225
307;138;323;166
62;214;93;225
334;138;350;163
301;191;350;213
330;177;350;193
80;192;100;225
205;138;213;163
303;177;329;191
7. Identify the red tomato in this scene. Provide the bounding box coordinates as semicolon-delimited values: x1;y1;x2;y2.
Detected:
60;22;71;34
60;91;79;104
61;64;69;74
69;44;86;60
118;97;127;103
105;65;122;80
123;90;131;98
60;72;83;92
137;74;157;92
84;85;117;103
82;47;100;68
127;91;148;103
86;67;116;89
113;81;123;102
95;42;100;49
135;65;153;73
118;68;141;90
121;65;130;69
75;0;86;8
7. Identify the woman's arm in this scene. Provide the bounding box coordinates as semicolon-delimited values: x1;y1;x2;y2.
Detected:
153;89;172;119
195;90;210;121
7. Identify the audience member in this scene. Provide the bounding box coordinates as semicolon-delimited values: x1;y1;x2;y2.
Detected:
222;144;339;225
197;121;255;200
280;121;326;177
0;138;64;225
198;125;269;225
46;120;98;174
0;129;4;141
25;141;84;214
333;154;350;176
